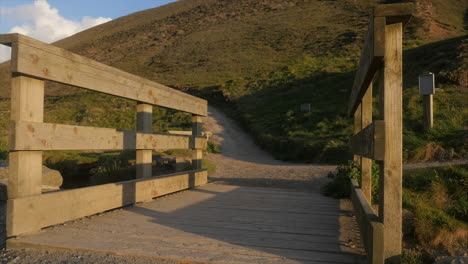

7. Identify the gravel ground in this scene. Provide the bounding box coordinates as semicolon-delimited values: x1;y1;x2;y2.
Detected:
204;106;337;190
0;248;183;264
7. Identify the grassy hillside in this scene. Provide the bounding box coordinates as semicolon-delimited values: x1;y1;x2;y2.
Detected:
0;0;466;163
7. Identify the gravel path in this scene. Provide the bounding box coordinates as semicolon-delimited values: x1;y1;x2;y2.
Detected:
204;106;336;190
403;159;468;170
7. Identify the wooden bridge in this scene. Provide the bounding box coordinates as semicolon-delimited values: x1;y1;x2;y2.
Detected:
0;3;412;264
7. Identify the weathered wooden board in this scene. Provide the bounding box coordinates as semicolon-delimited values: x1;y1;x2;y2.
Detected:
8;76;44;199
361;83;373;201
381;22;404;261
192;115;203;169
10;121;207;151
350;179;383;264
9;183;360;263
353;104;362;166
7;169;208;236
374;3;413;24
350;121;385;161
0;33;207;116
348;16;385;115
348;3;413;115
136;103;153;179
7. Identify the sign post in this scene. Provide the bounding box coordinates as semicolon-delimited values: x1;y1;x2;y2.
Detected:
419;73;435;129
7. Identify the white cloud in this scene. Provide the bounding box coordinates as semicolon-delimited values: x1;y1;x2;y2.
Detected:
0;0;112;62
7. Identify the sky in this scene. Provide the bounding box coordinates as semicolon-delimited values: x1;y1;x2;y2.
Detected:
0;0;177;62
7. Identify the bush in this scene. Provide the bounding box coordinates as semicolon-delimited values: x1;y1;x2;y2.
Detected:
321;160;360;198
207;141;221;153
0;150;8;161
321;160;380;200
90;151;136;185
402;249;434;264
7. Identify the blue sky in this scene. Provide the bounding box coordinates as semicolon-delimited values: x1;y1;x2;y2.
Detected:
0;0;177;61
0;0;177;33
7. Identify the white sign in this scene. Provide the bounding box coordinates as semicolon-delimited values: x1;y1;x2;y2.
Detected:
419;73;435;95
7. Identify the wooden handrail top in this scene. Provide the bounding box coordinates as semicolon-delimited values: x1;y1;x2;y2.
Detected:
0;33;207;116
374;2;413;25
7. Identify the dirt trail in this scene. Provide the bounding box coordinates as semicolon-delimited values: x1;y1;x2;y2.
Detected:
204;106;336;189
203;106;468;185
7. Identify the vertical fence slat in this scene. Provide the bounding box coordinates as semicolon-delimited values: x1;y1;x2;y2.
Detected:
136;103;153;179
361;82;373;202
353;104;362;166
8;76;44;199
381;22;403;263
192;115;203;169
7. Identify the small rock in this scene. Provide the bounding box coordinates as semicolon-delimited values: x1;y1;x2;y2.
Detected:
0;164;63;201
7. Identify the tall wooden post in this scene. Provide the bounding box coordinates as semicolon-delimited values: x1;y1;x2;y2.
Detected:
423;94;433;129
192;115;203;169
353;104;362;167
8;76;44;199
136;103;152;178
381;22;403;263
361;83;373;202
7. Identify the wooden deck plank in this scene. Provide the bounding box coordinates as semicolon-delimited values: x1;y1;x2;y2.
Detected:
9;183;363;263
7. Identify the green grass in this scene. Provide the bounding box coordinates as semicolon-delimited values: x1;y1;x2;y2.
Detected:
0;0;465;164
324;163;468;254
207;141;221;153
401;249;434;264
207;35;467;163
202;159;216;176
402;165;468;253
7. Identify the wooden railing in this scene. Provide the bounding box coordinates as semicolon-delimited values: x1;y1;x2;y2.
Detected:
348;3;412;264
0;33;208;237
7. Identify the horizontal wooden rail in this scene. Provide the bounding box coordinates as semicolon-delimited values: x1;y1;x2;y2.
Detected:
0;33;207;116
7;169;208;236
348;16;385;115
350;179;384;264
350;121;385;161
10;121;207;151
348;3;413;115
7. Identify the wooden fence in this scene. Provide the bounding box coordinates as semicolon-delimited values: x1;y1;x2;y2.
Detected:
0;33;208;237
348;3;412;264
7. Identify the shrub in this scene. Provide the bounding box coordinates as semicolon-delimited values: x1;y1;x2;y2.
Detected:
0;150;8;161
90;152;135;185
322;160;380;200
207;141;221;153
321;160;360;198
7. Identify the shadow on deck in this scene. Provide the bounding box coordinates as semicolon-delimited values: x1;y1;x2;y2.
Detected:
4;181;365;264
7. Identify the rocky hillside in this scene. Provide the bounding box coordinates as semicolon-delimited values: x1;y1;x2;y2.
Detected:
0;0;466;162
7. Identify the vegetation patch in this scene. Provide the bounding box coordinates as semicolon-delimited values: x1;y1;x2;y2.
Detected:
402;165;467;255
202;159;216;177
323;162;468;257
207;141;221;153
